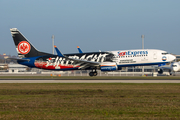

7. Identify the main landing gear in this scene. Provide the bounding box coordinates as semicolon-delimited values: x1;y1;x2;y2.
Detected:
89;70;98;77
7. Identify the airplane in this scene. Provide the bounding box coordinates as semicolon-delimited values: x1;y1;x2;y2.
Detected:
158;61;180;75
9;28;176;76
170;62;180;75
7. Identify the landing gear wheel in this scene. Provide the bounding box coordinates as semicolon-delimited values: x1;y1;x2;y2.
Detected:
93;71;97;76
89;72;94;77
89;71;98;77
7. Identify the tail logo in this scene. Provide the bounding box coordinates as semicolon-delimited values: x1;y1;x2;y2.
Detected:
18;41;31;54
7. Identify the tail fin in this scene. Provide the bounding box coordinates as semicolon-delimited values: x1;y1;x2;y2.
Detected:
10;28;50;58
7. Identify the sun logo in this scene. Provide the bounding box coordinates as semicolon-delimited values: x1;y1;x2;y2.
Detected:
17;41;31;54
162;56;167;61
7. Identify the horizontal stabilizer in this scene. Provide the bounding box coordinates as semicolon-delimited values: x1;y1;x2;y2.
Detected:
7;58;30;61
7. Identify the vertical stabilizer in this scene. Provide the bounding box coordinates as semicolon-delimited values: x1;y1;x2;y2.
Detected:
10;28;50;58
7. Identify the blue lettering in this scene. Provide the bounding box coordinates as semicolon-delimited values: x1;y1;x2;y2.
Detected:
137;51;139;55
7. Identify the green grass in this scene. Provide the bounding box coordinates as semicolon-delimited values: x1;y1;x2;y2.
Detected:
0;83;180;119
1;76;180;80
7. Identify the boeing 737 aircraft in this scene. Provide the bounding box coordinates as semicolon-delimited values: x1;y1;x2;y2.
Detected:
158;61;180;75
10;28;176;76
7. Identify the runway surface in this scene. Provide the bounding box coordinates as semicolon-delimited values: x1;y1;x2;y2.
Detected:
0;80;180;83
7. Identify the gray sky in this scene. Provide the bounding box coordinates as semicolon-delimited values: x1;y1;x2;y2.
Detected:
1;0;180;55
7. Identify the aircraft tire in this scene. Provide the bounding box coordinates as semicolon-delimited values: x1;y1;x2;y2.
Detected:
89;72;94;77
93;72;97;76
89;71;98;76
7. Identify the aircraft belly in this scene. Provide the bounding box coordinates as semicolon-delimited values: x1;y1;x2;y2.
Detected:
117;61;168;67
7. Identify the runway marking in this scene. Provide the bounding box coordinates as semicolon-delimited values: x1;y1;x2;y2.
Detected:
0;80;180;83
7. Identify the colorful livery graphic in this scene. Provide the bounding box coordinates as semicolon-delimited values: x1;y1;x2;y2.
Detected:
10;28;176;76
18;41;31;54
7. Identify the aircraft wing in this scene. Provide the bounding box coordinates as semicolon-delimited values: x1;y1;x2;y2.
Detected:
54;45;100;69
155;63;172;71
159;66;172;70
153;64;172;75
67;57;100;69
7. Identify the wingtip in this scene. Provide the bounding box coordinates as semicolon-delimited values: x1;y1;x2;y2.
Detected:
54;45;57;48
77;46;79;48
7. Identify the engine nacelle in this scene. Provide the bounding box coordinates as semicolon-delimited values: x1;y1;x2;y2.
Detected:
158;68;163;74
100;62;119;71
101;66;117;71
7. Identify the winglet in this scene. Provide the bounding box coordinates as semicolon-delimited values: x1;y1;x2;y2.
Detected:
54;45;65;57
77;46;83;53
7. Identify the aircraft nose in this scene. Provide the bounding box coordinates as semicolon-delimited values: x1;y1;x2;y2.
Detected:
171;55;176;61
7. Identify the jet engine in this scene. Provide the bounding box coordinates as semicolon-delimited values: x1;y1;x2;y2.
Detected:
100;62;121;71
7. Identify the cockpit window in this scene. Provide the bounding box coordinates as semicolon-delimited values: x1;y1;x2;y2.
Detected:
162;53;168;55
172;65;177;67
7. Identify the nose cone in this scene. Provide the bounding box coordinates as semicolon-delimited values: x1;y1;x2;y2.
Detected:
170;55;176;61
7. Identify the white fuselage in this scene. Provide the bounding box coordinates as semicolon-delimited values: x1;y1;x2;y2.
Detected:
109;49;175;67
